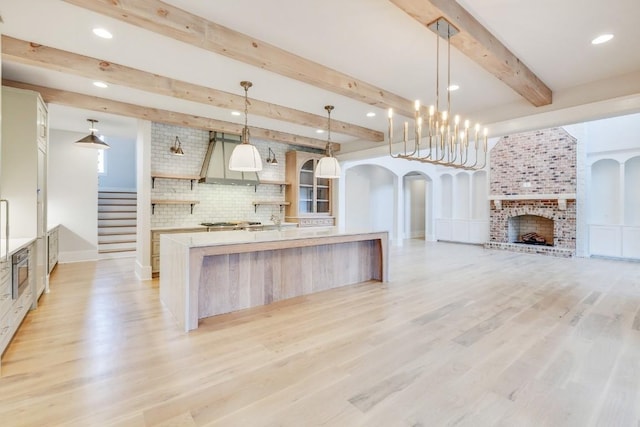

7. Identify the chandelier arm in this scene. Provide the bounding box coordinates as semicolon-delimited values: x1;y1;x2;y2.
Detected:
387;111;402;158
466;143;481;169
477;150;488;170
460;144;469;166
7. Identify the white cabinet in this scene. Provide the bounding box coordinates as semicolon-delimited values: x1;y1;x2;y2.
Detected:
0;241;36;360
48;226;59;273
1;86;48;297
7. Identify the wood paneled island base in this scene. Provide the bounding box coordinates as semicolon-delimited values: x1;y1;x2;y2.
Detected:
160;228;388;331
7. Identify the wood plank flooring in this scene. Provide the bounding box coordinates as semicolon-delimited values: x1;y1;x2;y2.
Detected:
1;240;639;426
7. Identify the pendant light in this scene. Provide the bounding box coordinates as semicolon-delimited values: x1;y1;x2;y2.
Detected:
316;105;341;179
170;136;184;156
75;119;110;149
266;147;278;165
229;81;262;172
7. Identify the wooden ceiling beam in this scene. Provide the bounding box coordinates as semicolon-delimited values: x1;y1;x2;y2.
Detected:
62;0;419;118
390;0;552;107
2;79;336;151
1;36;379;142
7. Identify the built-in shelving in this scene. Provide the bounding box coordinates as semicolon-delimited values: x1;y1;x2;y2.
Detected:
151;172;200;190
151;199;199;214
252;201;290;213
254;180;290;193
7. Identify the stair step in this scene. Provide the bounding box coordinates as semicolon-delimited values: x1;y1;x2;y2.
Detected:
99;192;136;195
98;191;138;256
98;213;137;220
98;202;138;209
98;239;136;246
98;221;137;227
98;230;137;236
98;247;136;254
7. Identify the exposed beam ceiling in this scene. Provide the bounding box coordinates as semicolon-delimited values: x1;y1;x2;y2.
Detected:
63;0;550;113
3;79;336;150
62;0;421;118
1;35;379;143
390;0;552;107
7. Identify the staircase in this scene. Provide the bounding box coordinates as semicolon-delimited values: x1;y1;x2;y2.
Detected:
98;191;137;259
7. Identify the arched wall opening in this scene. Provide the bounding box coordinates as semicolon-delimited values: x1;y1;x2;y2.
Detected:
403;172;433;240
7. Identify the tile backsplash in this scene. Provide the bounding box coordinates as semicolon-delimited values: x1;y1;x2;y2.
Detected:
151;122;318;228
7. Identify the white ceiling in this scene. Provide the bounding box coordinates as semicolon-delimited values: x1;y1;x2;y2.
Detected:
1;0;639;151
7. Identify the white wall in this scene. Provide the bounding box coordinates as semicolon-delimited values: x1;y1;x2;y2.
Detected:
404;175;426;239
98;135;136;191
345;166;372;230
48;129;98;262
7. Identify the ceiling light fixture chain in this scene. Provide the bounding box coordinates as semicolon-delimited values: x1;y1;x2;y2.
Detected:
388;17;487;170
241;80;252;144
315;105;341;179
228;80;263;172
325;104;334;156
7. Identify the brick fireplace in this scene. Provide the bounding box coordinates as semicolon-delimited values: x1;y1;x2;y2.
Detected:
485;128;577;257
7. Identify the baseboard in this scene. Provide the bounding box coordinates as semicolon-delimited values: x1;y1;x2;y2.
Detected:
59;250;99;263
135;260;152;281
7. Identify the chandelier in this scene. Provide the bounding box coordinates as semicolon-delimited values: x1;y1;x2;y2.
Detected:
388;17;488;170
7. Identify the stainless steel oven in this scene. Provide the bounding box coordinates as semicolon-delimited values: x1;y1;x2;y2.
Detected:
12;247;29;300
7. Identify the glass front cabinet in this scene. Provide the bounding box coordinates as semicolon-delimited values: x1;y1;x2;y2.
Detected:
285;151;335;227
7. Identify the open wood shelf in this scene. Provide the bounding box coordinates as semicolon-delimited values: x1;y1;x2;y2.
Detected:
254;180;290;193
151;172;201;190
151;199;199;214
252;201;290;213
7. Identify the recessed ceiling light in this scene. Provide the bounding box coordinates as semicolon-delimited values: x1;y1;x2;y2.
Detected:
93;81;108;88
231;111;241;116
366;112;376;117
93;28;113;39
592;34;614;45
316;129;324;134
448;84;460;91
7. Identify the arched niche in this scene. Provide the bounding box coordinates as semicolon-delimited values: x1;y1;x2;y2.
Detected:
440;174;453;219
624;156;640;226
454;173;470;219
472;170;488;220
590;159;621;224
403;172;433;239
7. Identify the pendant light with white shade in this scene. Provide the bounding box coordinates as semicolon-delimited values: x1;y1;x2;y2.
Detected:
228;81;263;172
316;105;341;179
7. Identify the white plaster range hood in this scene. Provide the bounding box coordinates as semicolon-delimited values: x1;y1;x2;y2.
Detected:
199;131;259;186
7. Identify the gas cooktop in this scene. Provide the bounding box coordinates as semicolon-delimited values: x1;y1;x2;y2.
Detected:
200;221;261;227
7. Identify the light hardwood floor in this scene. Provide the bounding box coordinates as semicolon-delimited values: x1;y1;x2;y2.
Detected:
1;241;639;426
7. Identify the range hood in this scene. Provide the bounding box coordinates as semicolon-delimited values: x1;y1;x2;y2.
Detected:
199;131;259;186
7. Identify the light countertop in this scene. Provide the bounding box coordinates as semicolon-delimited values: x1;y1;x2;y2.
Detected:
162;227;385;249
0;237;36;259
151;222;298;232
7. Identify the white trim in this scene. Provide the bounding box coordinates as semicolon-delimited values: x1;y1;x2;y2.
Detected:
59;250;98;263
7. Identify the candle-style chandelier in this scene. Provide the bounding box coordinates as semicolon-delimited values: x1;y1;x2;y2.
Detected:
388;17;488;170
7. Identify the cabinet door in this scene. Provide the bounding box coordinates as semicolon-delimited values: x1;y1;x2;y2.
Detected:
298;159;315;213
37;98;48;151
316;177;330;213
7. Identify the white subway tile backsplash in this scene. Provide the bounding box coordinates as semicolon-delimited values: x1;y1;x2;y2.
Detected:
151;122;319;227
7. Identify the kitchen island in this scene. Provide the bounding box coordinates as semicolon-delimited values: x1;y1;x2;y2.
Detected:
159;228;388;331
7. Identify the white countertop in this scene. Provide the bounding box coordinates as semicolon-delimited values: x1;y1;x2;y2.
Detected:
0;237;36;258
152;222;298;232
162;227;384;249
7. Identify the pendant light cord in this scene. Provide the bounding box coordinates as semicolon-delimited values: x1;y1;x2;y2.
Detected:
325;105;334;157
